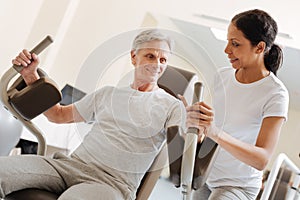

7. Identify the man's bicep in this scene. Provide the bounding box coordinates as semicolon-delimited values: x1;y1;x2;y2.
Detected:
166;101;187;130
62;104;85;123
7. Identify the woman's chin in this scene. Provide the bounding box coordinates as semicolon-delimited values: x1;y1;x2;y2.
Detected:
231;64;240;70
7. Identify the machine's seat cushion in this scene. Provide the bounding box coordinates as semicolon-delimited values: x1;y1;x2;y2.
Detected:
5;189;59;200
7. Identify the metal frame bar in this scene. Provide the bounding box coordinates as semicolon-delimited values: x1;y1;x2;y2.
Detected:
261;153;300;200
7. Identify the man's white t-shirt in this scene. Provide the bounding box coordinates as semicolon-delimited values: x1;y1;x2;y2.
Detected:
73;86;186;192
207;67;289;188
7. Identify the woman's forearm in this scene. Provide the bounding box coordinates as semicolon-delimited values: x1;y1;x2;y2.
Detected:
212;131;269;170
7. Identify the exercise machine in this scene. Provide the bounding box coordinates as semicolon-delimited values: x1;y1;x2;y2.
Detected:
0;35;61;156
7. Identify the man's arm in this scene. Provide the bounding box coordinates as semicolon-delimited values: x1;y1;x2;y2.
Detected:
43;104;85;124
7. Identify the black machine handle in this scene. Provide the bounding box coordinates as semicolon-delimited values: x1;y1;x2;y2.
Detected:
13;35;53;73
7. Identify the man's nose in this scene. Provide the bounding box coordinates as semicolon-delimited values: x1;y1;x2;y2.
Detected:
146;63;161;72
148;59;159;66
149;61;160;68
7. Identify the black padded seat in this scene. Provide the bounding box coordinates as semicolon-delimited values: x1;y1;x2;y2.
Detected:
5;189;59;200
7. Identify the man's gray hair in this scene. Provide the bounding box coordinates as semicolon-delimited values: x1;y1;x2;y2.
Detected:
132;29;174;52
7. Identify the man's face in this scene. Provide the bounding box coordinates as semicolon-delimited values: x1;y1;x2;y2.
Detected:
131;40;171;83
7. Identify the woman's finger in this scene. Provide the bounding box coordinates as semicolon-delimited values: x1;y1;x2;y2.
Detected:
187;111;212;122
187;103;213;117
199;101;212;110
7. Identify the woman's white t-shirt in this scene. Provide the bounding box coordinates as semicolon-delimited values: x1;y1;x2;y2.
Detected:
207;67;289;188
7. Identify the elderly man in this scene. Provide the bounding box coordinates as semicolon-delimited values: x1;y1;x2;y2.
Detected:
0;29;186;200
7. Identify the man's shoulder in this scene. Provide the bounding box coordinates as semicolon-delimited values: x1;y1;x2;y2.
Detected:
154;89;184;110
156;88;179;100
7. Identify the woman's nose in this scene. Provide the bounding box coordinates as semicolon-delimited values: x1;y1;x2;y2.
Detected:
224;43;230;54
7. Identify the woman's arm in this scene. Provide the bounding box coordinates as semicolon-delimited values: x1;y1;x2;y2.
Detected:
186;101;285;170
213;117;284;170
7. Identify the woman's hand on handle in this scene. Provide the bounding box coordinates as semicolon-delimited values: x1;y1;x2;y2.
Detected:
178;95;205;142
190;101;220;142
178;94;221;142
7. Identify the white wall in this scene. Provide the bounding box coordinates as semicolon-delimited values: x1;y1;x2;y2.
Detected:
0;0;43;75
269;109;300;168
3;0;300;84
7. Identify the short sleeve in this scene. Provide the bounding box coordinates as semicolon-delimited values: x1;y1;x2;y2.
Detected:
165;100;187;130
263;86;289;121
74;87;108;123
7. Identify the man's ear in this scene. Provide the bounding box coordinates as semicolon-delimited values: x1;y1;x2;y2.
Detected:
131;50;136;65
256;41;266;53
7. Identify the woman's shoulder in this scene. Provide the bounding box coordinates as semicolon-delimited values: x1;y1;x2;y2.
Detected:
268;73;289;93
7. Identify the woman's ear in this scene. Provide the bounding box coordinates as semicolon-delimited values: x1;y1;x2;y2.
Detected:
256;41;266;53
131;50;136;65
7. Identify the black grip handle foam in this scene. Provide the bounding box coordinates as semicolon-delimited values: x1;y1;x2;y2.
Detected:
13;35;53;73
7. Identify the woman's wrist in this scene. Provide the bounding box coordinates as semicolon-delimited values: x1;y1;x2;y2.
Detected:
205;125;222;143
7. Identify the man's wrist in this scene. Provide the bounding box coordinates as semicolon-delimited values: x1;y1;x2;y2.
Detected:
22;71;40;85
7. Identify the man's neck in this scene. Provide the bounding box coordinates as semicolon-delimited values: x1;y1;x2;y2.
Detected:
131;82;159;92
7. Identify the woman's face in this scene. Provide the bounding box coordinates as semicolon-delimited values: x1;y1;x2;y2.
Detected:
224;23;261;70
131;40;170;83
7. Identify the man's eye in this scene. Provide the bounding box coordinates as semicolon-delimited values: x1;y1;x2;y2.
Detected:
160;58;167;63
147;54;154;59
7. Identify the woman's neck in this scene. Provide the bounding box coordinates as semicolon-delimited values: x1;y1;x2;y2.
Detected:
235;68;270;84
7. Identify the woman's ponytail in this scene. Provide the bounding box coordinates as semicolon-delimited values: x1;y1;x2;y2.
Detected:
264;44;283;76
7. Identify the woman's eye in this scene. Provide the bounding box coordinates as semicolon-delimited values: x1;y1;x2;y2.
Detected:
232;42;240;47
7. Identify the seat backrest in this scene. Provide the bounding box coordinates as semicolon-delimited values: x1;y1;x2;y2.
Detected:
136;65;197;200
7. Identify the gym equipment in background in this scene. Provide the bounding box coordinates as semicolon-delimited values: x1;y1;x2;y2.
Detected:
261;153;300;200
60;84;86;105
